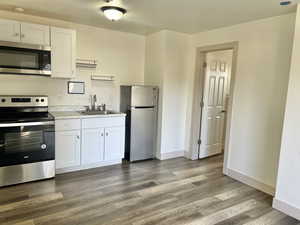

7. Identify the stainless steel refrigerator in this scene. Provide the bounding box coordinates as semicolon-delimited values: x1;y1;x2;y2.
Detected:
120;85;158;162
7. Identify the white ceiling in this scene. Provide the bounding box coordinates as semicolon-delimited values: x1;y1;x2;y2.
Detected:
0;0;296;35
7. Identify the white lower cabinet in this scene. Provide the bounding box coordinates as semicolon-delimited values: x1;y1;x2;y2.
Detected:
81;128;105;165
55;116;125;173
81;126;125;165
104;127;125;161
55;130;81;169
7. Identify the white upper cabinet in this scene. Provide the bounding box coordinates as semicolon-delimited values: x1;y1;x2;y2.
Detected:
20;22;50;46
0;19;21;43
51;27;76;79
0;19;50;45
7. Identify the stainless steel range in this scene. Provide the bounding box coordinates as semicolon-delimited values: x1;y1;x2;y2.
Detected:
0;96;55;187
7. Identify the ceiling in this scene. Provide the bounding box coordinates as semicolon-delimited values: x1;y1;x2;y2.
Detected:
0;0;296;35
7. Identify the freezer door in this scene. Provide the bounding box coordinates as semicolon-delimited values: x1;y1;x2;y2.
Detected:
130;107;155;161
131;86;158;107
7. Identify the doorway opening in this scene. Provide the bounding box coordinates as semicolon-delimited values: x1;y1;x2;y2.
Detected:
190;42;238;173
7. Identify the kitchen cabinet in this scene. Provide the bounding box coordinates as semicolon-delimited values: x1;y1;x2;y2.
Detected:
20;22;50;46
0;19;50;45
81;117;125;165
0;19;20;43
55;118;81;172
104;127;125;161
81;128;105;165
81;118;125;165
51;27;76;79
54;115;125;173
55;130;81;169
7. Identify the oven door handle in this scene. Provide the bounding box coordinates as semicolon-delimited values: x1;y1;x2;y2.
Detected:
0;121;54;128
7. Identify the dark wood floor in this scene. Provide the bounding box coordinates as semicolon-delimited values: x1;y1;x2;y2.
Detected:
0;155;298;225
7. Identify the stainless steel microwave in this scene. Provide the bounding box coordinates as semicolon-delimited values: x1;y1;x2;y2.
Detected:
0;41;51;76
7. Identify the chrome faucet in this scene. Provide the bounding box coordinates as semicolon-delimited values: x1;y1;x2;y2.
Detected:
90;94;97;111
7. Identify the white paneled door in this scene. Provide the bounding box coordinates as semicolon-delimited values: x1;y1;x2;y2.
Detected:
199;50;232;159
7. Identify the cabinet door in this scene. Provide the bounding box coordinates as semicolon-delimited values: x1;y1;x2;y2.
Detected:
104;127;125;161
55;130;81;169
20;22;50;45
51;27;76;78
82;128;105;165
0;19;20;43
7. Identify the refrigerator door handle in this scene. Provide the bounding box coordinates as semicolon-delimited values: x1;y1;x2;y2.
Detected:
131;106;155;109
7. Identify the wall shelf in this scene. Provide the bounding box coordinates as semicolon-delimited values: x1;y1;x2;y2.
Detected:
91;75;115;81
76;59;98;68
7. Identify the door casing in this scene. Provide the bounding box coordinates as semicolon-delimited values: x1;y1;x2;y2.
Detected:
189;42;239;175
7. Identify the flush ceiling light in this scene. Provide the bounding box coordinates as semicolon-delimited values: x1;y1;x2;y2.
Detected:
280;1;292;6
101;6;127;21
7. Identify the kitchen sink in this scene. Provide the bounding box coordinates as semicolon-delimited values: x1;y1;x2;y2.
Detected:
78;110;115;115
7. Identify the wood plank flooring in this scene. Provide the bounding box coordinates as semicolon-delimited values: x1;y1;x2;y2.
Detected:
0;155;298;225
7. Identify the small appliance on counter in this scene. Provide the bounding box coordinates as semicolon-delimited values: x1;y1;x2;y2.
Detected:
0;95;55;187
120;85;158;162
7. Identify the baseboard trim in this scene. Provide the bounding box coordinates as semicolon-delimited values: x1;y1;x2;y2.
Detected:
273;198;300;220
56;159;122;174
226;168;275;196
158;151;185;160
184;151;191;159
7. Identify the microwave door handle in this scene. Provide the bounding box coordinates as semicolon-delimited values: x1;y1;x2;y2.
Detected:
0;121;54;128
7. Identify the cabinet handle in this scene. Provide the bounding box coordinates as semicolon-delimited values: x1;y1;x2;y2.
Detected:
101;133;104;137
21;34;25;38
14;33;19;37
106;133;108;136
77;135;80;139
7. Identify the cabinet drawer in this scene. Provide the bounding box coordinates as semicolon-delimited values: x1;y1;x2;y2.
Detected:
82;117;125;129
55;119;81;131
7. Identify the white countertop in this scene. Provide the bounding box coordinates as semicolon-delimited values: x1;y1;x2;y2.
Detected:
50;111;126;120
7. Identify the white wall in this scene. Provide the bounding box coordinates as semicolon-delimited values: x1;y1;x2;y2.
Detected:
144;30;190;159
274;5;300;220
185;14;295;191
0;10;145;111
144;31;165;157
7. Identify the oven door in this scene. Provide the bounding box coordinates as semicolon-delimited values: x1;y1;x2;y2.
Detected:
0;121;55;167
0;42;51;76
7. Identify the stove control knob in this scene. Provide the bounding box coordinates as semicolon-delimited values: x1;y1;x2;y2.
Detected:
1;99;5;103
41;144;47;150
41;99;45;102
36;99;40;102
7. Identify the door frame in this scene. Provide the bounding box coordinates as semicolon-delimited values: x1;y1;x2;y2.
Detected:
190;42;239;175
